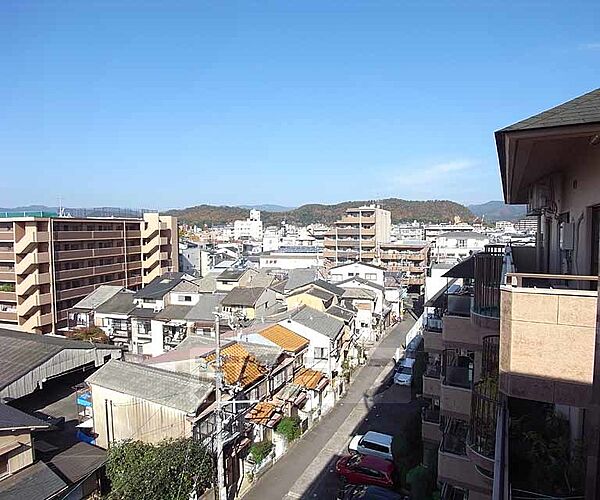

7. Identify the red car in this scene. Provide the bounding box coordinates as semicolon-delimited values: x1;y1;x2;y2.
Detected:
335;454;396;489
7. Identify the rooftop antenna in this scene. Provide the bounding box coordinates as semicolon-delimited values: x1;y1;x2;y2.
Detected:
58;196;67;217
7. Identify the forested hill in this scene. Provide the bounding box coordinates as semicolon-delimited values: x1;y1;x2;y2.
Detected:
167;198;474;226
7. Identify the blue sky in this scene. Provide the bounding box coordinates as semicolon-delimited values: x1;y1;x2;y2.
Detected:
1;1;599;210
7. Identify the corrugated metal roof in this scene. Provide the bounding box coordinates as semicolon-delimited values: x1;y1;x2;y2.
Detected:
342;287;377;300
154;304;193;321
284;268;318;292
72;285;124;311
86;360;213;414
290;306;345;339
326;305;356;323
0;328;119;393
133;272;188;299
0;460;67;500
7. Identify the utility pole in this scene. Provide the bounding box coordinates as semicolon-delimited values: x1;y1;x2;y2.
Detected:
213;313;226;500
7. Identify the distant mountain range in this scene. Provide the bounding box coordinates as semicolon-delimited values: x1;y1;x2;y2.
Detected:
167;198;474;226
3;200;525;225
468;201;527;222
238;204;295;212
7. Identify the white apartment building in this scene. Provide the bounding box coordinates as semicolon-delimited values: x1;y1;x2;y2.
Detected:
392;221;425;241
495;220;515;231
259;247;323;270
431;231;489;263
234;209;263;240
424;223;475;242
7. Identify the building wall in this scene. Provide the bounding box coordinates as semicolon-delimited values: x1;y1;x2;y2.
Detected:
0;430;34;474
286;293;326;312
89;385;193;449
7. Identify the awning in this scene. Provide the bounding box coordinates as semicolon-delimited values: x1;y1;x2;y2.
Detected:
442;255;475;279
424;278;458;308
76;419;94;429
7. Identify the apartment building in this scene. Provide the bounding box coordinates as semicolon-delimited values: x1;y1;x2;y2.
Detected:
323;204;391;265
379;241;430;291
422;89;600;500
0;211;178;334
233;209;264;240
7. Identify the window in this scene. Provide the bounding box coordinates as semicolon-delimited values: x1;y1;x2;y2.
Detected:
361;440;390;454
314;347;328;359
0;455;8;476
457;239;466;248
180;295;192;302
271;369;286;390
365;273;377;280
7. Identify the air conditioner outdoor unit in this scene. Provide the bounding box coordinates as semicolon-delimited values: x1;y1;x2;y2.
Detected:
527;182;552;216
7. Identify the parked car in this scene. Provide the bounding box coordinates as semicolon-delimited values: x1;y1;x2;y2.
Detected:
338;484;406;499
348;431;394;462
393;358;415;386
335;454;396;489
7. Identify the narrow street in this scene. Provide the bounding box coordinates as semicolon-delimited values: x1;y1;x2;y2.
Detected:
242;317;419;500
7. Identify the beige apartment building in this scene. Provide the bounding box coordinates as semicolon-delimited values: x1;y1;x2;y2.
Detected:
0;211;178;334
421;89;600;499
323;204;391;265
379;241;430;291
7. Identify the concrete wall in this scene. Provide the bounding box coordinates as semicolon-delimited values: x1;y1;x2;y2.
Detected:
438;449;491;495
440;383;472;419
286;293;326;312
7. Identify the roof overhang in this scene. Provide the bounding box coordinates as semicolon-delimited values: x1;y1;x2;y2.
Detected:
495;123;600;204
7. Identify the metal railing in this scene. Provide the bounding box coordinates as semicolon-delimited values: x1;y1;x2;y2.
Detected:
473;244;504;318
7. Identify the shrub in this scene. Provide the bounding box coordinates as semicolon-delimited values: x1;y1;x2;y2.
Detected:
0;283;15;292
65;326;109;343
106;438;213;500
276;416;302;443
406;465;434;500
249;440;273;465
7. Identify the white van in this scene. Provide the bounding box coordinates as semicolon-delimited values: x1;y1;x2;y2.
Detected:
348;431;394;462
393;358;416;386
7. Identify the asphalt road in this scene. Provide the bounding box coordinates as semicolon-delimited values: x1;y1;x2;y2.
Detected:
243;318;419;500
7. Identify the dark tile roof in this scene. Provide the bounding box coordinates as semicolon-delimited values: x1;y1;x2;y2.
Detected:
0;404;50;430
499;88;600;132
154;304;194;321
284;268;318;292
133;272;188;299
128;307;157;319
326;305;356;323
0;461;67;500
289;306;345;339
312;280;345;297
306;287;335;302
94;291;135;315
86;360;213;414
48;442;106;484
221;287;267;307
0;328;120;393
185;294;226;321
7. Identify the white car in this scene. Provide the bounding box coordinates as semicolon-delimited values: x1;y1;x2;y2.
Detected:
348;431;394;462
393;358;415;386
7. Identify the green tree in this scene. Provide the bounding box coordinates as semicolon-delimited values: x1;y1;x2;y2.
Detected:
392;411;423;487
106;438;213;500
276;417;301;442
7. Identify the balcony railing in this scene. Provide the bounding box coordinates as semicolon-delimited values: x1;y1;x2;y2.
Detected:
473;245;504;318
425;314;442;332
468;379;501;461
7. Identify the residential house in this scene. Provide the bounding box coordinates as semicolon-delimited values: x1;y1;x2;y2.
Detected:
328;261;385;286
85;359;215;449
221;287;276;321
68;285;124;329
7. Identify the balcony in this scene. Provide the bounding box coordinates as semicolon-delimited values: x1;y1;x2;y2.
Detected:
422;406;442;443
0;251;14;261
126;245;142;255
0;231;14;242
14;231;49;254
0;271;15;282
442;315;485;349
423;375;441;398
424;327;443;353
0;291;16;302
0;310;17;322
55;249;93;261
471;245;504;329
499;273;597;406
56;263;125;281
441;353;473;419
438;448;492;495
15;251;49;275
467;380;500;474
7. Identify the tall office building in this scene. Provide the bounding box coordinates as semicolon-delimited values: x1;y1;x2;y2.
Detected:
323;204;391;265
0;211;178;334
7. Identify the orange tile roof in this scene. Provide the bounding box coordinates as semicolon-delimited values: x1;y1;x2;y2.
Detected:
205;343;266;387
259;325;309;353
293;368;326;390
246;401;279;425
